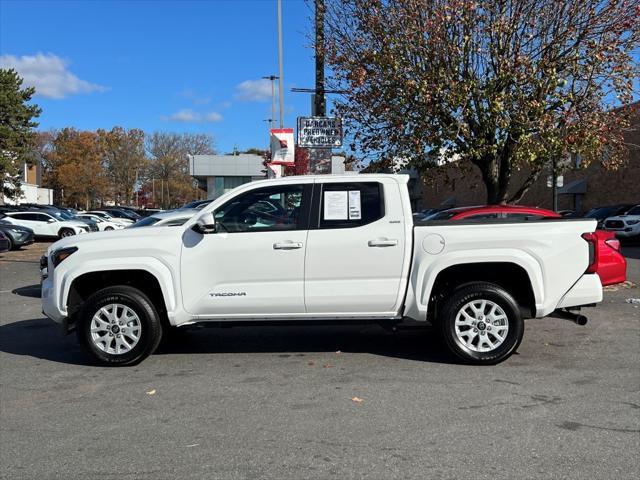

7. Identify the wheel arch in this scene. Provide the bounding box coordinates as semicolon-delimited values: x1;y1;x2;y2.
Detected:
62;263;177;328
428;262;538;319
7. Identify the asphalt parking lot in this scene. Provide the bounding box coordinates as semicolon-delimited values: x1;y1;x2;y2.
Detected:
1;242;639;480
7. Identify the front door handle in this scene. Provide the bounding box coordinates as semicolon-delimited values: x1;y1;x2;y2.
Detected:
368;238;398;247
273;241;303;250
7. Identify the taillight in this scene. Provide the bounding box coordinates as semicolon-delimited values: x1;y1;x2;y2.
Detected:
605;238;621;252
581;233;598;273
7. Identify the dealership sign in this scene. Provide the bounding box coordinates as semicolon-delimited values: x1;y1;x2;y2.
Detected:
270;128;295;165
297;117;343;148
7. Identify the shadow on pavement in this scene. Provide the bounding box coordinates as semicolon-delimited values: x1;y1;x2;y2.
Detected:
622;246;640;260
0;318;457;366
12;284;41;298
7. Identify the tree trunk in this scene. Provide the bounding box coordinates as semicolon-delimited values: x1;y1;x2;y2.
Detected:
475;156;510;204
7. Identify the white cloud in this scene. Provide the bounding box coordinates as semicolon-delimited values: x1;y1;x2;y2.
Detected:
204;112;223;122
0;53;107;99
161;109;223;123
235;79;276;102
179;89;211;105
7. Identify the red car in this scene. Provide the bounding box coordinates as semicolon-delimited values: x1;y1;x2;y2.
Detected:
424;205;627;286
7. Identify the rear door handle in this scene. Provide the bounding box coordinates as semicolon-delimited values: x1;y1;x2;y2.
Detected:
273;241;303;250
368;238;398;247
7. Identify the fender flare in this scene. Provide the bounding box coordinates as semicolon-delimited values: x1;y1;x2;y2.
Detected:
57;257;178;316
404;249;544;320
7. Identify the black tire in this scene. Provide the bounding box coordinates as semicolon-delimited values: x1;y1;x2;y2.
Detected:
105;226;114;231
6;236;14;251
438;282;524;365
59;228;76;238
76;285;163;366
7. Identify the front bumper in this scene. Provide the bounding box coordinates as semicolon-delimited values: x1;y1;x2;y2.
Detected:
41;274;66;324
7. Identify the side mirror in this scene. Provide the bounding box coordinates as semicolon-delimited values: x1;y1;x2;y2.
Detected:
47;218;56;223
192;212;216;234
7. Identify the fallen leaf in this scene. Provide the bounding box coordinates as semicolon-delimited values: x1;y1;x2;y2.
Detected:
146;389;156;395
351;396;364;404
307;361;315;366
323;363;333;368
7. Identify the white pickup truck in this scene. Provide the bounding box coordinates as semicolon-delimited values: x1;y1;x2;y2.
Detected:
41;174;602;366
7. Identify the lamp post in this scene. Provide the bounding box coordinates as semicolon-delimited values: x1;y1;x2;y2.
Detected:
277;0;285;128
262;75;278;130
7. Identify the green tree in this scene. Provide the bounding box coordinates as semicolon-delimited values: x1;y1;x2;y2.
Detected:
0;69;41;203
325;0;639;203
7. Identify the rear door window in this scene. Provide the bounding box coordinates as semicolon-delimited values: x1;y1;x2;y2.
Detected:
318;182;384;229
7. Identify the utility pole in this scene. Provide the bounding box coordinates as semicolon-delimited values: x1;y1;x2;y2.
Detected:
314;0;326;117
262;75;278;130
277;0;285;128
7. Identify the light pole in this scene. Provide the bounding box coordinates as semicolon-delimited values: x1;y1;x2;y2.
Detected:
277;0;285;128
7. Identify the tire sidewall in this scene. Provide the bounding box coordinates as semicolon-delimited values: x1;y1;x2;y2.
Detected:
441;284;524;364
59;228;75;238
77;287;162;366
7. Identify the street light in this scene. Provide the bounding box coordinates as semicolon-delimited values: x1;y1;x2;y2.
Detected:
262;75;278;130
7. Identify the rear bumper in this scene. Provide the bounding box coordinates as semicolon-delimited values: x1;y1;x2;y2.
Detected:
556;274;603;309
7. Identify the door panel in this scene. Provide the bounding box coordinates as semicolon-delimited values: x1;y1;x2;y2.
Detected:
180;183;312;317
304;180;406;315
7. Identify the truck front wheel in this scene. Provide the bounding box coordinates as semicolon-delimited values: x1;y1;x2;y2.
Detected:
76;286;163;366
439;282;524;365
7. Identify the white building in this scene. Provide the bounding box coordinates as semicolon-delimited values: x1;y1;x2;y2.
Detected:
3;161;53;205
189;154;266;199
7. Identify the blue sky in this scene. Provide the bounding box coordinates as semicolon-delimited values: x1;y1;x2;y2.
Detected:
0;0;321;153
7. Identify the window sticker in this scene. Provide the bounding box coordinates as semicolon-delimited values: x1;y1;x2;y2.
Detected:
323;191;348;220
348;190;361;220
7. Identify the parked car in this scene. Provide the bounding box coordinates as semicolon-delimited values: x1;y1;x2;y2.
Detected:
558;210;582;218
0;232;10;253
127;209;199;228
95;208;141;222
0;216;35;250
182;199;213;210
584;204;635;228
3;211;90;239
603;204;640;240
422;205;626;286
75;214;125;231
41;174;602;366
135;208;164;218
84;211;134;226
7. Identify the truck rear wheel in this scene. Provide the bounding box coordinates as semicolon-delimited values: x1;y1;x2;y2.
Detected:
439;282;524;364
76;286;163;366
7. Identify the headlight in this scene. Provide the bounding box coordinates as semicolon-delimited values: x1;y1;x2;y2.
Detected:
626;220;639;225
52;247;78;267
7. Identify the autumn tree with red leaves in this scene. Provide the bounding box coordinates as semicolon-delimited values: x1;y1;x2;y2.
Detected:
325;0;639;203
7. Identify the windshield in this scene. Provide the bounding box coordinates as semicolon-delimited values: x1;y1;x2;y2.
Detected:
127;216;160;228
585;207;613;219
49;210;71;220
626;206;640;215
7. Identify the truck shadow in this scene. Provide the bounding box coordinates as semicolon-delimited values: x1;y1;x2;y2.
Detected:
0;318;457;366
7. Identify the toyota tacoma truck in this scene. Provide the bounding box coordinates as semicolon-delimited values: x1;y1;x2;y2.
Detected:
41;174;603;366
